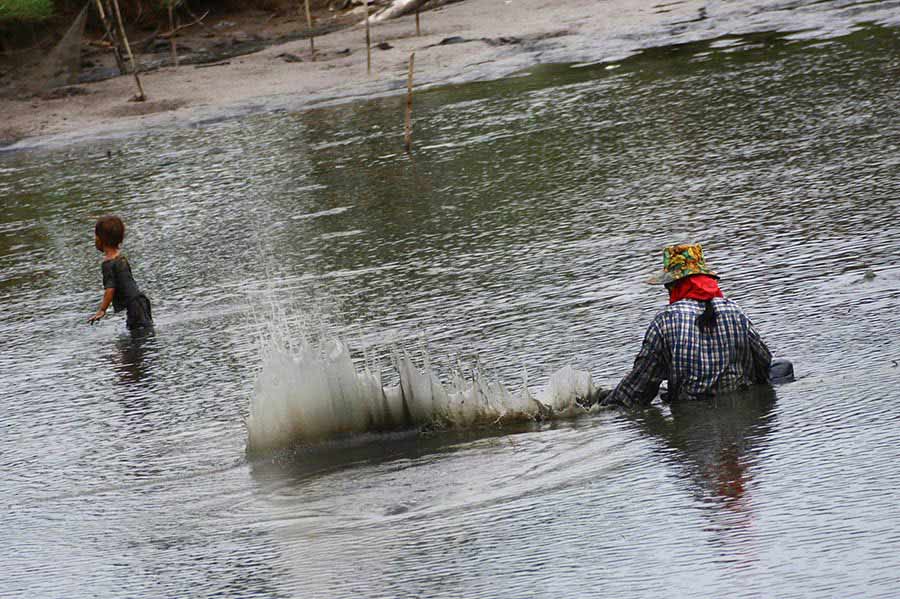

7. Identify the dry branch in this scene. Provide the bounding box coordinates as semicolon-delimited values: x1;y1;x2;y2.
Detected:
158;10;208;39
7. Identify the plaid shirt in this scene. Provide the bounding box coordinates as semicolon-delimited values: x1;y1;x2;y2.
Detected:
605;298;772;408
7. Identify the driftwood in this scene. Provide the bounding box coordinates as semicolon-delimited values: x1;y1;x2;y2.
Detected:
371;0;428;22
371;0;461;22
194;61;230;69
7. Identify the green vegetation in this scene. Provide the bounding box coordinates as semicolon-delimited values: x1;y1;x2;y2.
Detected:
0;0;54;21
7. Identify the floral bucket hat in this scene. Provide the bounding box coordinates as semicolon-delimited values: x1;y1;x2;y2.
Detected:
646;243;718;285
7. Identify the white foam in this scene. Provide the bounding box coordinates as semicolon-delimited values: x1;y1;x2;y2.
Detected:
246;339;601;454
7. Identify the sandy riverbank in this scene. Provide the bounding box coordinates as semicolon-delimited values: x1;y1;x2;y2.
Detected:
2;0;897;152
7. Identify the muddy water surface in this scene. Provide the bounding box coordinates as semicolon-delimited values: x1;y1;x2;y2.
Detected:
2;21;899;599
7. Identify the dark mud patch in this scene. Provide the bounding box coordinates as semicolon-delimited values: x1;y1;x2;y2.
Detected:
39;85;93;100
107;99;188;118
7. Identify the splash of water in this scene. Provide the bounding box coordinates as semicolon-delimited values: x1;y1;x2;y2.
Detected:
245;338;601;454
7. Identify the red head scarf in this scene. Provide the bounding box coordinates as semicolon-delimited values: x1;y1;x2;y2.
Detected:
668;274;724;304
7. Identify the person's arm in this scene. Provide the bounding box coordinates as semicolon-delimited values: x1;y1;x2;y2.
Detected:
89;288;115;324
747;319;772;383
89;259;117;324
603;319;668;408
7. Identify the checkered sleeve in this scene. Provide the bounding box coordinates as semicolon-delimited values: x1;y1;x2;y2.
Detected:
604;317;668;408
747;317;772;383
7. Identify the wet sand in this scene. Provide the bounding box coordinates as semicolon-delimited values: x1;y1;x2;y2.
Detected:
2;0;897;151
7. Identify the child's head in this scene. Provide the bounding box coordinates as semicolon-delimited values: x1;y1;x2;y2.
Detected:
94;215;125;251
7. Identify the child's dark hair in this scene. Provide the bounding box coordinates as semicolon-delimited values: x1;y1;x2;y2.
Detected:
95;215;125;248
697;300;717;333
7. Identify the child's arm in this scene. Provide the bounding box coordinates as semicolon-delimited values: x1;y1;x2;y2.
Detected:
88;288;115;324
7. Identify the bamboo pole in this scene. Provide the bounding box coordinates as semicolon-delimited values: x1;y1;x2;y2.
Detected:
404;52;415;153
365;1;371;75
304;0;315;60
109;0;146;100
93;0;126;74
168;2;178;68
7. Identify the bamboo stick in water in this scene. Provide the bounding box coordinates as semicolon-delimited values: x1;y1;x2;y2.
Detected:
365;2;372;75
404;52;415;153
304;0;315;60
168;2;178;68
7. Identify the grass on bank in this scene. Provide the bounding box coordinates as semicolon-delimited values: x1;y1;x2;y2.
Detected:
0;0;332;23
0;0;54;21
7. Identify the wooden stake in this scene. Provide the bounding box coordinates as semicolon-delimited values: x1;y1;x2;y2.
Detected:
93;0;126;74
110;0;146;100
365;1;371;75
168;2;178;68
415;6;420;36
404;52;415;153
304;0;315;60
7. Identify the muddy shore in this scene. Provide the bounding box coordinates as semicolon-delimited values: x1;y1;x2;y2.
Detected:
2;0;897;152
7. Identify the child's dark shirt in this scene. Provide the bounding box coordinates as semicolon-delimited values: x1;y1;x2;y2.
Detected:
102;256;152;329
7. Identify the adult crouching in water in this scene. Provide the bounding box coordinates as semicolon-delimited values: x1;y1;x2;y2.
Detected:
602;244;772;408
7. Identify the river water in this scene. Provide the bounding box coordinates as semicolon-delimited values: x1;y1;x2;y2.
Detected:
2;18;900;599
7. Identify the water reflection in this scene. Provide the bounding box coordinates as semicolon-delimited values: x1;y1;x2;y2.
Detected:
625;389;779;575
630;388;777;507
109;330;159;444
113;329;157;386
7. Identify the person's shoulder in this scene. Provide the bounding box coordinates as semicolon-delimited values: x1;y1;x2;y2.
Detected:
652;301;694;327
714;298;756;325
715;297;746;313
106;255;130;267
659;300;701;316
102;255;129;272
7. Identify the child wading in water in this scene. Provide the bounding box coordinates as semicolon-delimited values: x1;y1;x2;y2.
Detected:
88;215;153;330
